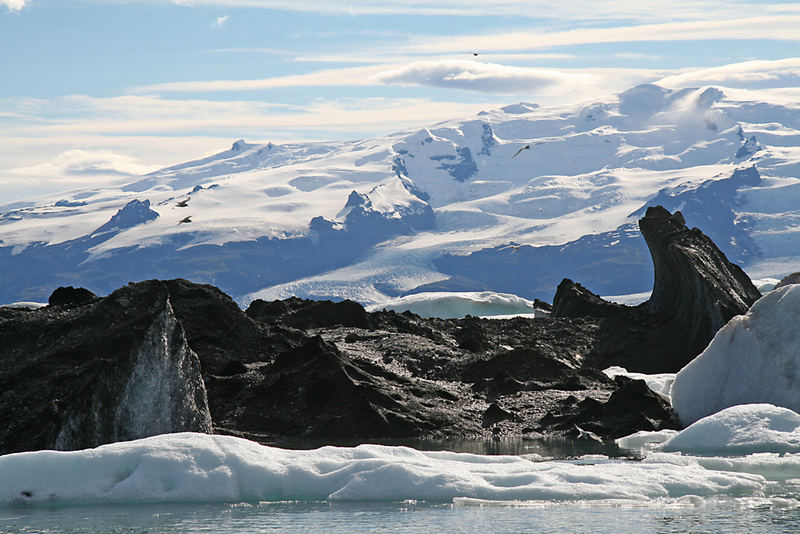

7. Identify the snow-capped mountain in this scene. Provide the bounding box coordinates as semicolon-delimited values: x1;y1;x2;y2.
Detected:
2;83;800;307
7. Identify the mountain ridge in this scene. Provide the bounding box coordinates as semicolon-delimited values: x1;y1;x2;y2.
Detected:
1;83;799;307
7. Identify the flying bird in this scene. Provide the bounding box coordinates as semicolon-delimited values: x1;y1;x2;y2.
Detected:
473;52;479;56
510;141;545;159
178;215;192;224
511;145;530;159
175;198;189;208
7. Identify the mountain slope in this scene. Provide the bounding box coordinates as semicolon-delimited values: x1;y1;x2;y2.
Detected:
1;84;799;306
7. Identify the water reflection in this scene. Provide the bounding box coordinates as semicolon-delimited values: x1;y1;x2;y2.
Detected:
266;435;628;458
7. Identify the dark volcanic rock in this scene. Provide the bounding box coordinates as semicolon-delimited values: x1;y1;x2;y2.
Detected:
463;347;611;391
210;336;478;440
0;283;212;454
156;279;306;376
552;281;628;319
775;272;800;290
48;286;97;307
553;206;761;372
542;376;680;439
640;206;760;348
247;297;374;329
4;273;692;454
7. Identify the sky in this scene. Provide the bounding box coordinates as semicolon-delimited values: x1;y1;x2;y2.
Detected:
2;0;800;201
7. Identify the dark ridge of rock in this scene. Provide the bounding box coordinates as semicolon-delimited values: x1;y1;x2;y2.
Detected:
212;336;475;440
640;205;759;323
542;376;680;439
156;279;307;376
3;278;683;454
463;347;611;391
533;299;552;312
246;297;374;330
551;281;628;319
482;402;516;428
0;284;212;454
245;298;291;322
454;316;489;352
48;286;97;307
92;199;159;235
775;272;800;290
553;206;761;372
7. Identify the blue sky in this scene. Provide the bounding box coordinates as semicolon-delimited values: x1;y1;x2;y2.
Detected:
2;0;800;200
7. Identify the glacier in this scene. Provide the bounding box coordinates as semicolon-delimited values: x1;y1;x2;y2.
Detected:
2;84;800;308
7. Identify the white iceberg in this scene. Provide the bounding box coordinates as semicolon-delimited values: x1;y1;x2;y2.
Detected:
662;404;800;455
671;284;800;426
368;291;549;319
0;432;765;505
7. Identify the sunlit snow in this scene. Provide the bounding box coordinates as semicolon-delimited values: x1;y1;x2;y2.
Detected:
671;284;800;426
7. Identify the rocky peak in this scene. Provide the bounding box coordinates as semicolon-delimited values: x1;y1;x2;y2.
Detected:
553;205;761;372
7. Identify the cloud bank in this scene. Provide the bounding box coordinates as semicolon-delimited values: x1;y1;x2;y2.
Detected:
167;1;800;23
371;61;590;94
657;58;800;90
1;0;26;12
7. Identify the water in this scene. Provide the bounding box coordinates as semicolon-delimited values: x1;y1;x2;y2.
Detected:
3;499;800;533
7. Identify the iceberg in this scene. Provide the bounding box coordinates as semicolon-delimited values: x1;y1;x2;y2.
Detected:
662;404;800;455
671;284;800;426
0;432;765;506
368;291;549;319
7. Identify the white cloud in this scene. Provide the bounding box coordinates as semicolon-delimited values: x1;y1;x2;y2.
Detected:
656;58;800;90
3;94;492;138
165;1;800;23
211;14;229;29
403;15;800;55
0;93;494;201
1;0;26;12
372;60;591;94
131;60;663;102
291;52;575;64
371;61;667;103
130;65;391;93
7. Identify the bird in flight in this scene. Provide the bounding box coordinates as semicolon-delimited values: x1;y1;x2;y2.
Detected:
178;216;192;224
473;52;479;56
176;198;189;208
511;141;544;159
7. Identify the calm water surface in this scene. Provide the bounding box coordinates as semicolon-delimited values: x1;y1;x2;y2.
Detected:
3;500;800;534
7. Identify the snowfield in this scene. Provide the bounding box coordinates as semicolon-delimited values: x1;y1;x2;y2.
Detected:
2;83;800;310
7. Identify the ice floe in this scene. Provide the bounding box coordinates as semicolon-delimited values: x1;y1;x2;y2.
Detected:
0;432;767;506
